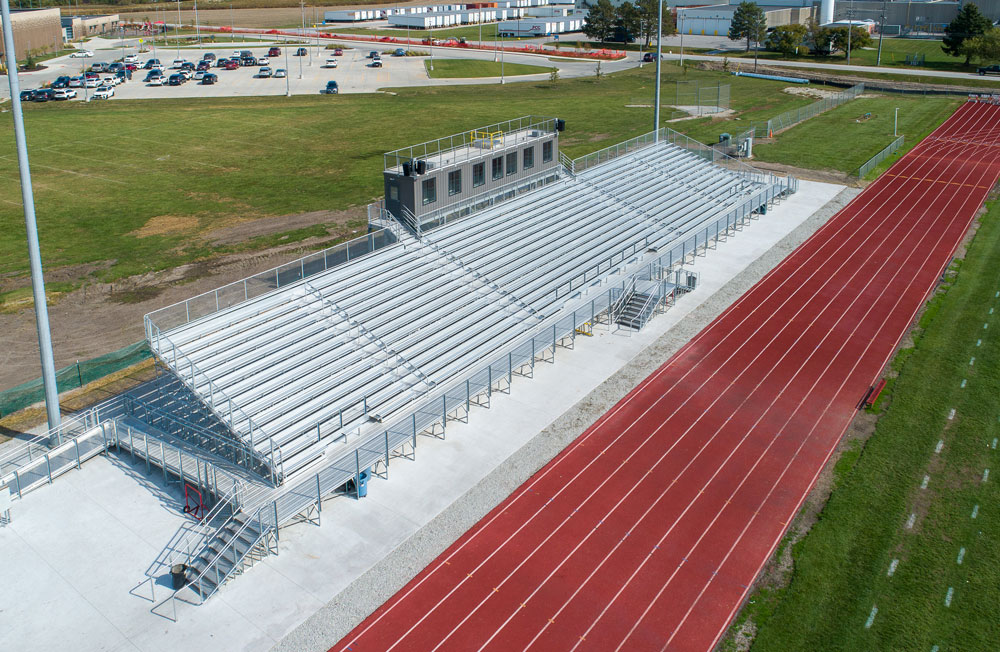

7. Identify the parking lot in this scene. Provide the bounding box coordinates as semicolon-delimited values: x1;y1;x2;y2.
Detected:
6;36;636;103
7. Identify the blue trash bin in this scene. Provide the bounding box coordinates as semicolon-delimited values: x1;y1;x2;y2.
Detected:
357;468;371;498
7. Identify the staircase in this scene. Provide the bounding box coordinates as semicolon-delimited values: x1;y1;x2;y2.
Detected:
183;510;272;599
616;290;657;331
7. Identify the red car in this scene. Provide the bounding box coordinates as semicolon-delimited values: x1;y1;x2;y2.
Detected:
125;63;138;72
268;46;281;57
333;48;343;56
224;60;239;70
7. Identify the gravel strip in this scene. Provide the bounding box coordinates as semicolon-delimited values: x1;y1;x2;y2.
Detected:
272;186;861;652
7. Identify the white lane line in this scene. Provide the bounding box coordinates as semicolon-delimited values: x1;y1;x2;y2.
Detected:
970;357;975;365
976;339;982;346
906;513;916;529
991;437;997;449
961;379;967;388
948;408;956;420
936;440;945;454
945;587;954;607
887;559;899;576
957;547;966;565
921;475;930;489
972;504;979;519
983;468;990;483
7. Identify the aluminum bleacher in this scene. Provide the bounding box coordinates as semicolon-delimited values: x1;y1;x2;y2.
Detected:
143;125;794;487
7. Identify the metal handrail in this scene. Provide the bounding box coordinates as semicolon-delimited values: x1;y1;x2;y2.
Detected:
149;329;282;483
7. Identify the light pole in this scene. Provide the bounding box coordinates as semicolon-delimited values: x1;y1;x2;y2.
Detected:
654;0;662;139
1;0;61;432
876;0;887;66
846;0;855;65
175;0;181;60
894;107;899;136
285;46;290;95
299;1;305;78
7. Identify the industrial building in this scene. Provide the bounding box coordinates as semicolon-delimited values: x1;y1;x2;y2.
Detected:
61;13;122;41
0;8;62;64
677;0;814;37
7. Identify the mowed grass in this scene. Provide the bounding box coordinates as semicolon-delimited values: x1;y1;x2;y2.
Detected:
739;201;1000;651
425;59;555;78
0;65;816;283
752;94;962;174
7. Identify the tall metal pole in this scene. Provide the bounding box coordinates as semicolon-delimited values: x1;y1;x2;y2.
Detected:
285;46;290;96
876;0;887;66
194;0;201;45
1;0;61;431
847;0;854;65
175;0;181;60
894;107;898;136
654;0;662;140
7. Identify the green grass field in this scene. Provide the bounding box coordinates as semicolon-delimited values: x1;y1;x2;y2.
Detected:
0;65;816;287
752;94;962;175
726;201;1000;651
425;59;555;78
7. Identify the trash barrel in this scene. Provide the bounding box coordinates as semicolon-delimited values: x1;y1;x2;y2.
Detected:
358;468;371;498
170;563;188;590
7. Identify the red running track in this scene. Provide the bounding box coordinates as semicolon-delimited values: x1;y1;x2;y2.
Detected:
334;102;1000;652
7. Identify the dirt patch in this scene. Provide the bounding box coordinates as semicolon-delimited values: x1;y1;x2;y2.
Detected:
783;86;839;100
203;206;364;245
130;214;200;239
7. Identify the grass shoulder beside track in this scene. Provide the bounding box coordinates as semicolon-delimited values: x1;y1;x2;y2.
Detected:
723;199;1000;651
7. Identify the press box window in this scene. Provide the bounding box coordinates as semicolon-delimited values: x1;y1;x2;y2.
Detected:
448;169;462;196
542;140;553;163
492;156;503;180
523;146;534;170
388;184;399;201
473;162;486;187
422;178;436;205
506;152;517;176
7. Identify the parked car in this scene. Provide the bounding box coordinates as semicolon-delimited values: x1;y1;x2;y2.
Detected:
33;89;53;102
52;75;71;88
84;71;99;80
85;77;100;88
394;48;406;56
295;47;307;56
274;68;287;78
108;62;125;73
268;46;281;57
171;59;186;68
215;57;229;68
371;58;383;68
232;50;242;58
201;73;218;85
125;63;138;72
70;49;94;58
115;69;132;81
180;61;195;71
203;52;216;61
257;66;273;78
90;62;107;72
68;76;84;88
102;75;120;86
93;85;115;99
168;74;184;86
143;58;161;69
194;70;207;80
325;58;338;68
196;60;211;71
179;68;194;80
333;48;343;56
147;76;165;86
123;54;139;64
144;70;163;81
240;56;256;66
368;50;378;59
978;64;1000;76
224;60;239;70
19;89;35;101
323;80;339;94
257;56;270;66
53;88;77;100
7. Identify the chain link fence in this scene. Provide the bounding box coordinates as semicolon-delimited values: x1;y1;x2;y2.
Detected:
750;83;865;138
631;80;731;118
857;135;905;179
0;341;151;418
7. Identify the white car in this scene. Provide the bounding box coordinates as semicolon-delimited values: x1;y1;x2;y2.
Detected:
325;58;338;68
274;68;287;78
70;50;94;58
178;68;193;80
85;77;100;88
193;70;206;80
256;56;269;66
147;76;165;86
53;88;77;100
123;54;139;64
68;76;84;88
151;63;166;72
102;75;120;86
172;59;187;69
93;85;114;99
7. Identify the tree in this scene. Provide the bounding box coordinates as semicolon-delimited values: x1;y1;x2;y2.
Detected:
638;0;677;49
804;18;833;54
943;2;992;64
729;2;768;52
961;27;1000;64
766;24;807;56
831;25;872;55
616;1;642;45
583;0;617;45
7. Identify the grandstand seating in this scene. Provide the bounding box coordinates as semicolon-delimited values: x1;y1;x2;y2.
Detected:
150;139;788;483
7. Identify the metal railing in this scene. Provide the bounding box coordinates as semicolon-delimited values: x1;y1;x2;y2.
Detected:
750;83;865;138
857;135;904;179
383;115;558;172
144;227;397;336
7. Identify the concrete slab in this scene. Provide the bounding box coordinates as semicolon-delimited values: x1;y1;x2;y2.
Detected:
0;180;851;652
